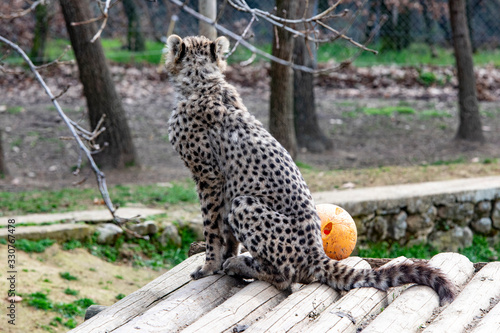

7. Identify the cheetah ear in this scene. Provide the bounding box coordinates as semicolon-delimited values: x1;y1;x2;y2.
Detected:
167;34;186;62
210;36;230;61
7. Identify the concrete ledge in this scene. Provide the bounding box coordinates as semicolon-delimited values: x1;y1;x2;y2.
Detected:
0;224;92;242
313;176;500;208
313;176;500;251
0;207;165;227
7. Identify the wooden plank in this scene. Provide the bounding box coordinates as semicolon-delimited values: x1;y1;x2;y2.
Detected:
362;252;474;333
69;252;205;333
243;257;369;333
470;300;500;333
422;262;500;333
116;274;246;332
290;257;412;333
180;280;286;333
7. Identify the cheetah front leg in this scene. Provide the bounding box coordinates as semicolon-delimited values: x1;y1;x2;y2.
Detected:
191;179;227;280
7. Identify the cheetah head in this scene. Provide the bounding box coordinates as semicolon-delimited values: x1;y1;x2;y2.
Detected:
164;34;230;78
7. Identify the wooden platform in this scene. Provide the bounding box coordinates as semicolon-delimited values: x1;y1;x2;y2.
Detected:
70;252;500;333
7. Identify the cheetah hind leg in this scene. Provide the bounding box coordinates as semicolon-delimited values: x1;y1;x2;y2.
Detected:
223;255;291;291
222;220;240;261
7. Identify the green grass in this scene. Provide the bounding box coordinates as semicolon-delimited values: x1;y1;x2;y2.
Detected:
59;272;78;281
362;106;416;116
73;220;197;269
116;293;126;300
461;235;499;262
429;157;467;166
17;239;55;253
20;38;271;66
418;71;439;86
338;102;454;120
62;239;83;251
359;241;438;259
44;38;166;65
359;235;500;262
0;180;197;217
317;42;500;67
295;161;314;170
419;109;452;119
64;288;79;296
25;291;95;325
8;37;499;67
225;43;273;65
6;106;24;114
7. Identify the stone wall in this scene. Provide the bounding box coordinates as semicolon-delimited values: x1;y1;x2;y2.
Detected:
312;177;500;251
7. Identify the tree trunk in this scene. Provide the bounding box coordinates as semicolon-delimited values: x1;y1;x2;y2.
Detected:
448;0;484;142
465;0;476;53
0;129;7;177
122;0;146;52
421;0;438;58
199;0;217;40
59;0;137;168
293;0;331;153
269;0;298;159
380;1;396;51
30;2;50;65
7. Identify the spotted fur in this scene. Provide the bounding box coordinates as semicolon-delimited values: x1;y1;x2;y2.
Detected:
165;35;457;305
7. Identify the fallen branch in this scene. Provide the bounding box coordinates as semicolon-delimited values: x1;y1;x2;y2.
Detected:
0;35;145;236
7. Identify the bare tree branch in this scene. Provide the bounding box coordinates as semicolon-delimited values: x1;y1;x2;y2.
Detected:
168;0;317;73
0;0;46;20
225;14;256;58
227;0;374;51
70;0;119;43
0;34;145;234
167;0;378;74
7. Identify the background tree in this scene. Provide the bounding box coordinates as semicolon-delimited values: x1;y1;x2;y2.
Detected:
421;0;438;58
448;0;484;142
122;0;146;51
199;0;217;40
269;0;298;159
293;0;331;153
0;130;7;177
379;1;411;51
59;0;138;168
29;1;51;64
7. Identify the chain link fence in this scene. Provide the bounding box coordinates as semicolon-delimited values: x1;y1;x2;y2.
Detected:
340;0;500;51
1;0;500;66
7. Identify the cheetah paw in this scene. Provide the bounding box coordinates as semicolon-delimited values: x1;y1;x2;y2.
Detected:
190;265;216;280
222;257;241;277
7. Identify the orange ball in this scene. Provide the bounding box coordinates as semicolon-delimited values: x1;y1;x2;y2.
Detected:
316;204;357;260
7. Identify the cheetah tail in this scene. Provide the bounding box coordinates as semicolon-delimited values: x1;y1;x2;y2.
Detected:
316;259;457;306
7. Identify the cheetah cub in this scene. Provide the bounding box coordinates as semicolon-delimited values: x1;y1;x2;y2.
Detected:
165;35;456;305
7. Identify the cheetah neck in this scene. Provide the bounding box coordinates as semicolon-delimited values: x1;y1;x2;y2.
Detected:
173;65;226;100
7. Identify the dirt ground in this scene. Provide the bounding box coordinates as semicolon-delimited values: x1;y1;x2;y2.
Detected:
1;63;500;192
0;243;162;333
1;63;500;332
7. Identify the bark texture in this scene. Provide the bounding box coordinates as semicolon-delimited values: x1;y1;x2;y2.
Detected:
269;0;298;159
293;0;332;153
449;0;484;142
